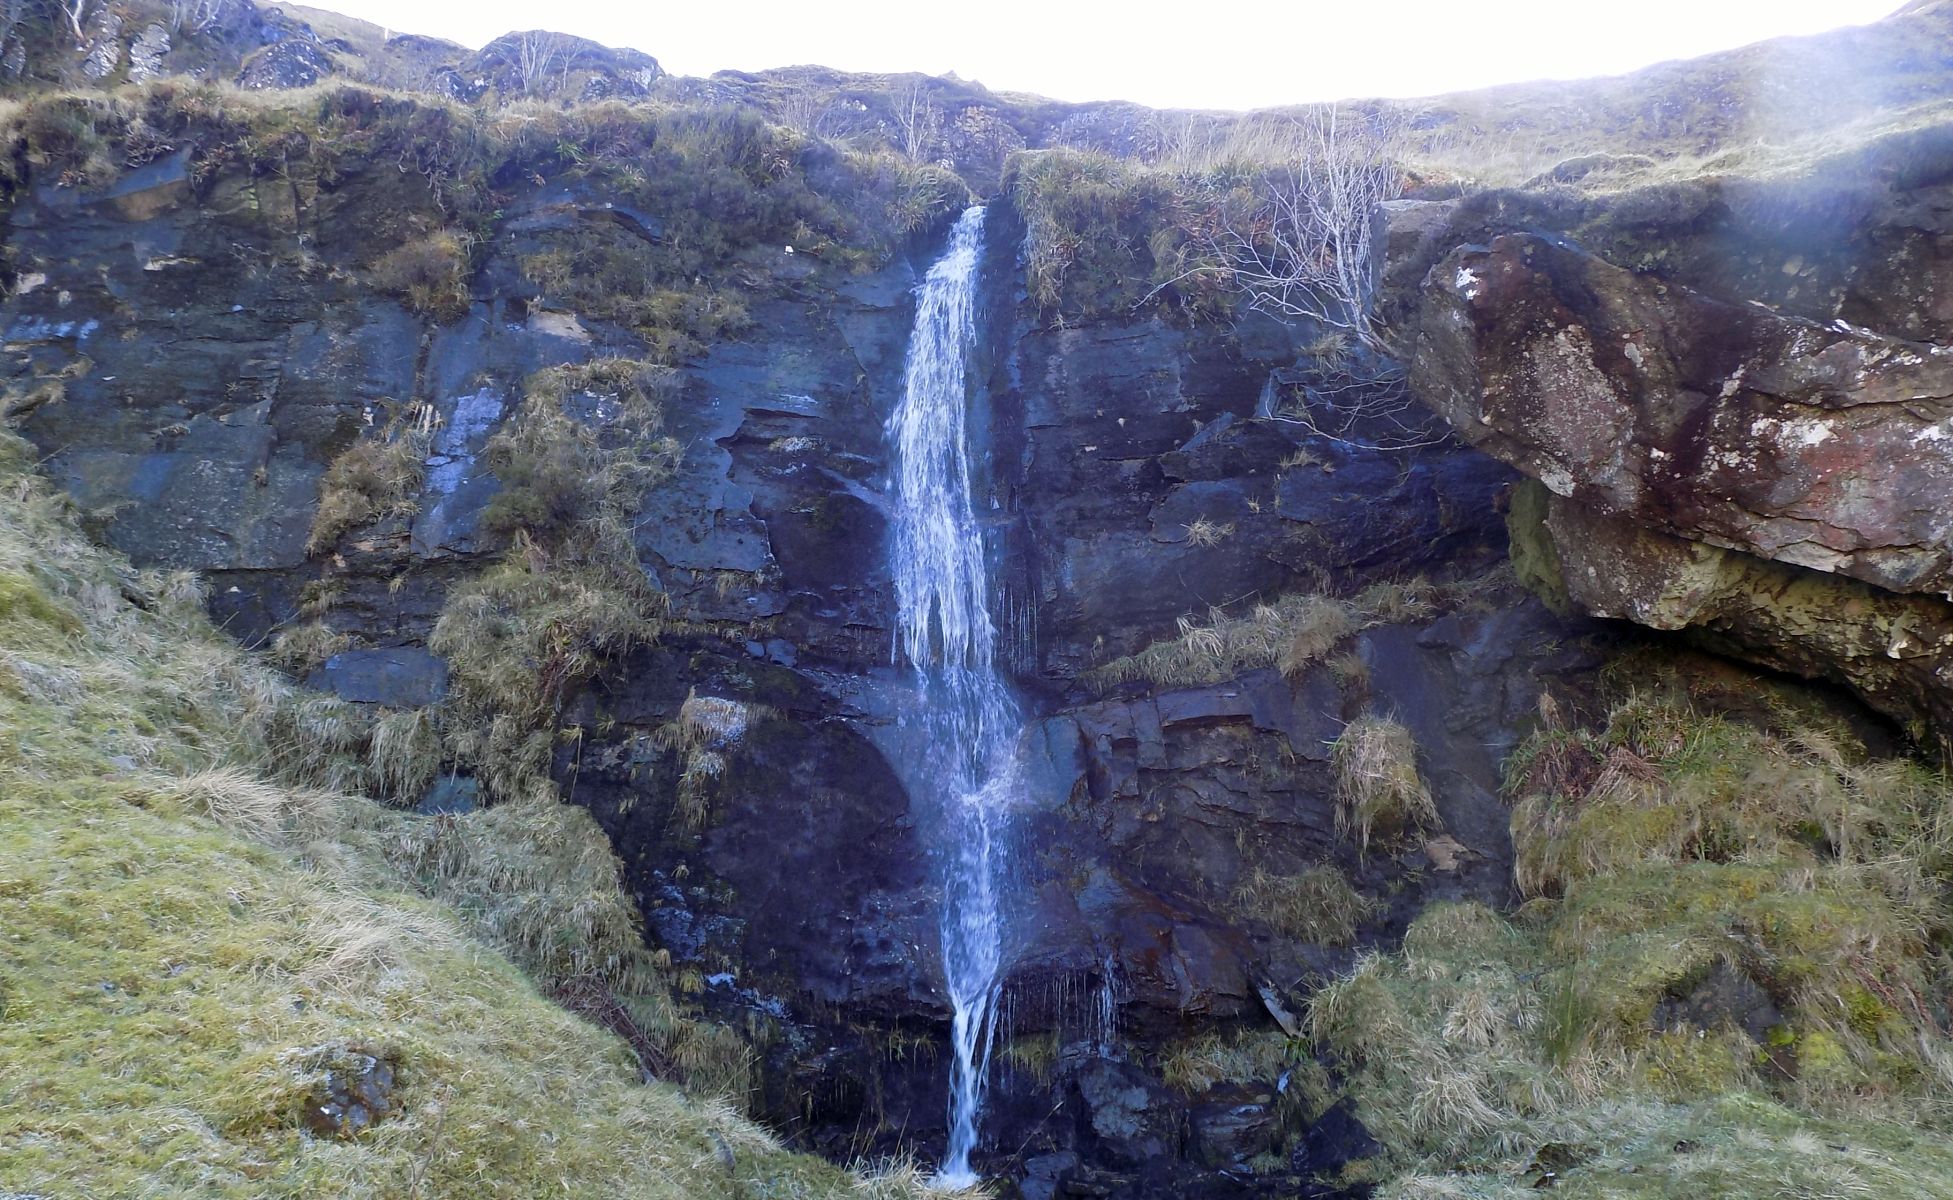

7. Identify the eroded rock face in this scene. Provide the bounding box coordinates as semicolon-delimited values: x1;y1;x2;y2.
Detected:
1411;232;1953;598
544;208;1607;1191
1511;481;1953;748
2;118;1610;1193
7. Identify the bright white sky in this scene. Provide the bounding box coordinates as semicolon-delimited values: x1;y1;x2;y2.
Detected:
317;0;1908;110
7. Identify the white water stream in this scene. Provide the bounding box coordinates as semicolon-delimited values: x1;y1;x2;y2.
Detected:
885;204;1019;1188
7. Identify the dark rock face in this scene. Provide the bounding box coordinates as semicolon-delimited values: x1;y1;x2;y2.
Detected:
308;647;449;706
543;206;1612;1193
1;114;1613;1195
1294;1099;1380;1178
1188;1083;1279;1167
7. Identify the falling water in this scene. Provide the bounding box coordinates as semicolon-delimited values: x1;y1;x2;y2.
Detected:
885;205;1019;1188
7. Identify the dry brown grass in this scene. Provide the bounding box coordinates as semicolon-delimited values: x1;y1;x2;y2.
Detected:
652;691;769;831
1333;716;1438;856
1235;863;1380;947
1089;579;1439;692
368;229;473;321
306;429;428;555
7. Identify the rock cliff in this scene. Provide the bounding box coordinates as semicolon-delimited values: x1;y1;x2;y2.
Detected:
8;2;1953;1197
1388;125;1953;752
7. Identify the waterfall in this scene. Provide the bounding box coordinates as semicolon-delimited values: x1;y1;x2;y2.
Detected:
886;204;1019;1188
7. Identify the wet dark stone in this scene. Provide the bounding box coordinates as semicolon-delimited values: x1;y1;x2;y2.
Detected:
309;647;449;707
1654;959;1785;1043
302;1052;399;1138
416;775;480;816
1188;1083;1279;1167
1074;1058;1180;1167
1294;1100;1380;1178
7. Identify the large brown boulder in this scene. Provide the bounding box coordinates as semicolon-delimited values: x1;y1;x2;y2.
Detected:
1409;232;1953;598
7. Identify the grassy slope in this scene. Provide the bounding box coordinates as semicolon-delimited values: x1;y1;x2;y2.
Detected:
1310;671;1953;1199
0;429;928;1197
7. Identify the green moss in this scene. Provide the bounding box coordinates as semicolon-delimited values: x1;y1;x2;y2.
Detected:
0;570;81;633
1309;688;1953;1194
1506;478;1574;616
1005;147;1226;323
0;430;924;1199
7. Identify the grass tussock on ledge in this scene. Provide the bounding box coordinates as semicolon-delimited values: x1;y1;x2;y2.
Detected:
1307;689;1953;1198
1088;578;1440;692
1333;715;1438;857
0;428;934;1199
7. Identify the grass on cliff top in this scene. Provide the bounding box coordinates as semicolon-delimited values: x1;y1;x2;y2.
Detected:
1307;683;1953;1198
0;429;938;1198
0;79;968;369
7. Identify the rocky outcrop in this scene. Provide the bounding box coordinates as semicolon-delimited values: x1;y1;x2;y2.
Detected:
1511;481;1953;749
1393;137;1953;750
438;32;663;104
1411;232;1953;598
0;97;1617;1187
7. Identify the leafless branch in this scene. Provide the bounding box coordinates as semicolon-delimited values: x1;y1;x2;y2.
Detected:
1262;355;1453;453
1186;105;1405;348
893;80;941;162
59;0;89;44
509;30;580;97
168;0;230;32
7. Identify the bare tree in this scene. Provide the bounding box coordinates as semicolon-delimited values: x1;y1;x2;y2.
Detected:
1259;353;1449;452
892;80;942;162
1147;106;1439;451
1182;105;1404;349
168;0;231;32
509;30;578;97
59;0;90;44
777;87;829;137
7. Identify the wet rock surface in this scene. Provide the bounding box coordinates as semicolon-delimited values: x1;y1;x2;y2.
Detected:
0;134;1614;1190
547;215;1611;1193
301;1050;400;1138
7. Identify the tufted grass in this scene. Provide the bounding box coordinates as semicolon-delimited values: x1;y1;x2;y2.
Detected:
367;229;474;321
1308;688;1953;1197
0;428;941;1199
306;426;429;556
1235;863;1380;947
1087;578;1439;692
1333;716;1439;857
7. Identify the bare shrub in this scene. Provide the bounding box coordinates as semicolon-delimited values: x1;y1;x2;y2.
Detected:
370;230;472;321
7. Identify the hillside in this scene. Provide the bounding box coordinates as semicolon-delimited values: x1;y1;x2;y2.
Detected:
2;2;1953;1199
0;428;937;1196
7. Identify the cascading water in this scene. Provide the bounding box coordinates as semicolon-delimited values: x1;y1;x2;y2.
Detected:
885;204;1020;1188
